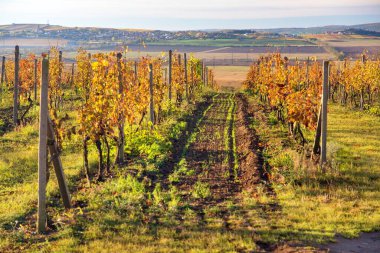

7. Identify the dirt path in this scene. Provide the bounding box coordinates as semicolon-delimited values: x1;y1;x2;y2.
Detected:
163;91;379;252
175;93;240;211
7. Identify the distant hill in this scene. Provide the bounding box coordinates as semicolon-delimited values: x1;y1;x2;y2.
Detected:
0;22;378;50
256;23;380;35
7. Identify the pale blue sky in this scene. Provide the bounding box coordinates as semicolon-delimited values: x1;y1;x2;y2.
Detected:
1;0;379;30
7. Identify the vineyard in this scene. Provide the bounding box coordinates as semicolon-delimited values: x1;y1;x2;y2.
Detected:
0;45;380;252
244;53;380;164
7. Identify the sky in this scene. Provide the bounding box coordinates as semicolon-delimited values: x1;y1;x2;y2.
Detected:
1;0;380;30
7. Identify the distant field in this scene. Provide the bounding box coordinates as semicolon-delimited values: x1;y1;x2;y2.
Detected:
0;38;68;47
148;38;314;47
212;65;249;88
60;48;335;64
335;46;380;58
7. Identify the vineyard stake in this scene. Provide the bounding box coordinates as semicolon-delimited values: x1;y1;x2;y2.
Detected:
313;106;322;155
71;63;74;86
164;67;167;86
1;56;5;91
58;51;63;109
149;63;155;125
360;55;366;110
306;57;310;87
116;53;125;164
205;67;208;86
321;61;329;168
14;45;20;126
134;61;138;85
201;61;205;84
191;63;194;99
178;54;182;105
37;57;49;233
184;53;188;102
47;117;71;209
168;50;172;101
34;59;38;101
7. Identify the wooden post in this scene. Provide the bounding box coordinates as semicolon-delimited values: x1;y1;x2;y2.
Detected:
321;61;329;168
313;106;322;155
205;67;208;86
58;51;63;109
134;61;138;85
34;59;38;101
191;63;194;98
201;60;205;84
71;63;74;86
184;53;188;102
37;57;49;233
14;46;20;125
116;53;124;164
149;63;155;124
47;117;71;209
168;50;172;101
203;64;206;85
58;51;62;85
360;55;366;110
164;67;167;85
1;56;5;89
306;57;310;87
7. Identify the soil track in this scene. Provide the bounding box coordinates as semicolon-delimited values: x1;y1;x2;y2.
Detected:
175;93;240;205
165;91;331;252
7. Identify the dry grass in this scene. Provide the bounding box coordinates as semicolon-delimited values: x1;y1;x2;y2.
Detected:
212;66;249;89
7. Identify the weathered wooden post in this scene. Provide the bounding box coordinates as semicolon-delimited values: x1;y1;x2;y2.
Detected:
34;58;38;101
190;62;194;99
71;63;74;86
313;108;322;155
149;63;155;124
58;51;63;109
58;51;62;86
202;63;205;85
47;117;71;209
14;46;20;125
201;61;205;84
168;50;172;101
134;61;138;84
321;61;329;168
116;53;125;164
210;68;214;87
205;66;208;85
306;57;310;87
164;67;167;86
1;56;5;89
360;55;366;110
184;53;188;102
177;54;182;104
37;57;49;233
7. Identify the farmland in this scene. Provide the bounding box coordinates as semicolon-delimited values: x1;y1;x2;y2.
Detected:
0;41;379;252
1;17;380;252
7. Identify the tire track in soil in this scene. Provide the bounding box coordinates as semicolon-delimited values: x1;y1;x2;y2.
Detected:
173;92;240;229
167;92;288;251
175;92;284;251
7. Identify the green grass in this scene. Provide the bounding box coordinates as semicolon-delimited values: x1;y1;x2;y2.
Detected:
247;97;380;243
1;90;380;252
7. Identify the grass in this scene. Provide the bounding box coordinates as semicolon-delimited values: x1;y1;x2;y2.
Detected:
246;96;380;243
1;85;380;252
